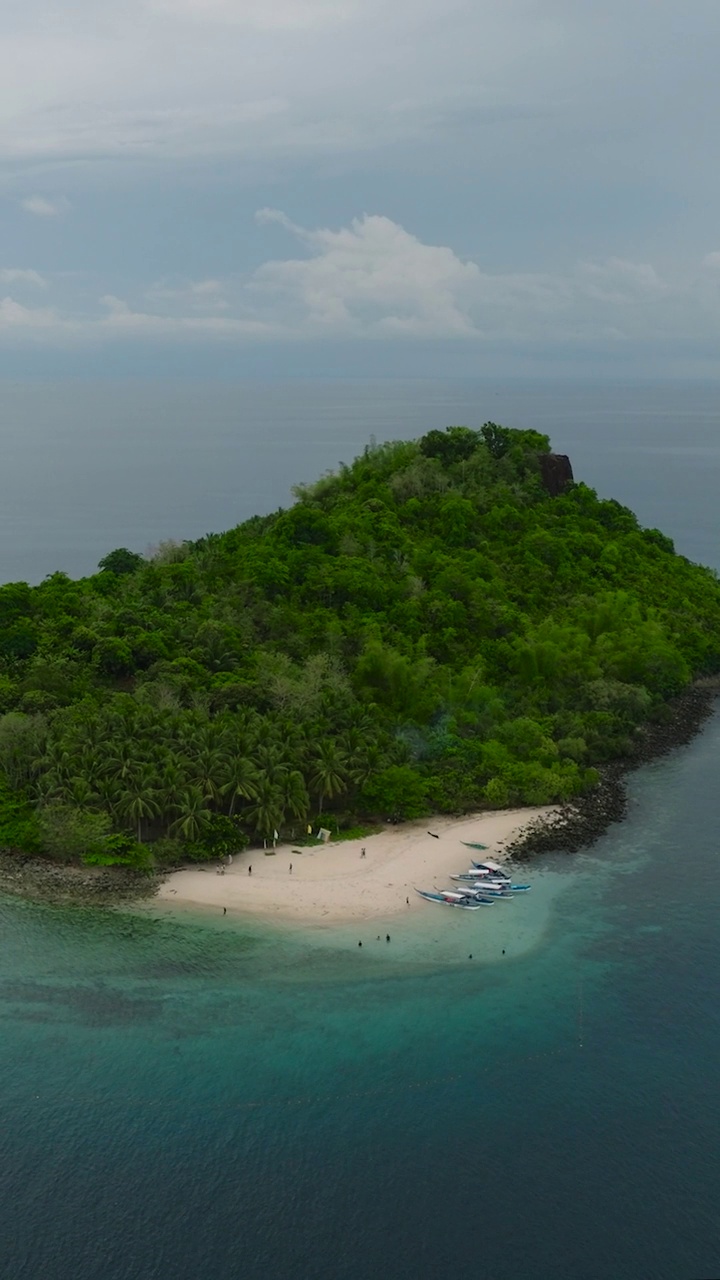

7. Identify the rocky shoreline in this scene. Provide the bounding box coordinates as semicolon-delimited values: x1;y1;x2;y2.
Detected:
505;678;720;861
0;852;158;910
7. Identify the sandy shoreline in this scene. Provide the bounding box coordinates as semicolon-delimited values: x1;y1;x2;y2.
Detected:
156;807;556;925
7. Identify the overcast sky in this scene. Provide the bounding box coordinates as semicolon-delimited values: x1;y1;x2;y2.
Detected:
2;0;720;377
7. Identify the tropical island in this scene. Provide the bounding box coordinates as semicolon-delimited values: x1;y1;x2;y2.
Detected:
0;422;719;905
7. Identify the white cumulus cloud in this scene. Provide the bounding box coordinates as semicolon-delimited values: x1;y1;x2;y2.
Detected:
0;268;47;287
20;195;69;217
253;210;482;336
0;297;64;332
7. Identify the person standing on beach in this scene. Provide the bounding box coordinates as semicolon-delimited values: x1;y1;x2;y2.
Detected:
361;847;366;858
248;865;252;876
289;862;293;874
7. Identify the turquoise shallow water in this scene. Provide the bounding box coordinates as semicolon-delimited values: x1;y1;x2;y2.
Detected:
2;717;720;1278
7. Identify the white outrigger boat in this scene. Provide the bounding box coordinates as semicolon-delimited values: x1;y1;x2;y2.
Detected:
470;859;510;876
435;887;496;905
415;888;488;910
451;873;511;886
451;875;531;893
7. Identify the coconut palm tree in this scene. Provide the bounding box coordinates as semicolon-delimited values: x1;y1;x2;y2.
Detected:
309;742;348;814
348;742;386;791
170;786;211;842
66;776;96;809
188;747;229;808
253;742;290;787
95;777;123;826
244;777;284;840
280;769;310;822
34;768;67;803
223;754;259;817
102;739;140;785
157;762;187;831
118;767;160;842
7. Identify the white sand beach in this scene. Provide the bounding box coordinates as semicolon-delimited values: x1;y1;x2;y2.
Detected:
157;807;555;925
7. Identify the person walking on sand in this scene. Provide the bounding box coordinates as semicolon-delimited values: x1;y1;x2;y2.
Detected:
361;847;366;858
248;865;252;876
289;862;293;874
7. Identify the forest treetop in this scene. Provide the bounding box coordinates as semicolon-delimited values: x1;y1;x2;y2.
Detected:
0;421;717;867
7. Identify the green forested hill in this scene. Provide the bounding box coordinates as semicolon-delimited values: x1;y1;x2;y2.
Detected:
1;423;718;866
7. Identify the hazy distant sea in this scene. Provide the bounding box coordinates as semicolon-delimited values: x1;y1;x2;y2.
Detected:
2;378;720;583
1;378;720;1280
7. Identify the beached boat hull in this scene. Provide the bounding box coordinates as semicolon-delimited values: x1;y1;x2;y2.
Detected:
462;842;489;851
451;874;510;886
470;860;509;875
436;889;495;905
415;889;484;910
460;879;531;892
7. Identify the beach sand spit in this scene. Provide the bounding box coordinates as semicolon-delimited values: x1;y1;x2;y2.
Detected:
157;808;555;925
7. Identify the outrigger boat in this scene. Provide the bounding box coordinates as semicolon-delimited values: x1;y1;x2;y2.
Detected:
450;885;513;902
415;888;487;910
470;859;509;875
451;873;511;886
436;888;496;905
462;841;489;851
484;886;530;894
453;876;531;893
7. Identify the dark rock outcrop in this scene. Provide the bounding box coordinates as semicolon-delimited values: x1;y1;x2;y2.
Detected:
538;453;574;496
505;680;720;861
0;852;158;908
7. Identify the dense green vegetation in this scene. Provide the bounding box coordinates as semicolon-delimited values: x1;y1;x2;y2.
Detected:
1;421;718;868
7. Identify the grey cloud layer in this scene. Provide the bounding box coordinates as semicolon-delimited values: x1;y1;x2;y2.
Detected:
3;0;713;168
2;1;720;370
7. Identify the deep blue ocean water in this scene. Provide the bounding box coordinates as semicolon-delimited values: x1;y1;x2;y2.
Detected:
1;380;720;1278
